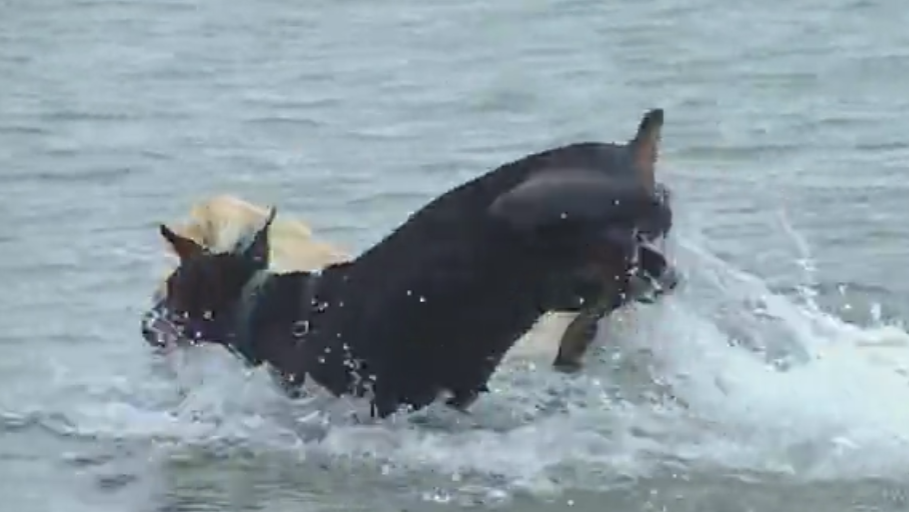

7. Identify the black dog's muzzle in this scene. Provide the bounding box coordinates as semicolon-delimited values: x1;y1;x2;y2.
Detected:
141;301;190;349
140;300;226;349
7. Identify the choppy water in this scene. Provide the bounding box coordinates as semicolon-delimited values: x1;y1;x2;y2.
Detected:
3;0;909;510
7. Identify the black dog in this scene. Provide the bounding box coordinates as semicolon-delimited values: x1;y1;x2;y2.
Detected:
145;109;674;418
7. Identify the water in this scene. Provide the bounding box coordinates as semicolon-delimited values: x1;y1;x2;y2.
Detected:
2;0;909;510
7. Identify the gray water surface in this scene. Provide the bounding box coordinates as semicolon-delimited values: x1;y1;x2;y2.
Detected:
3;0;909;510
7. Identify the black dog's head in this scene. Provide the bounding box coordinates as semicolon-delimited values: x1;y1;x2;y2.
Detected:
141;207;277;349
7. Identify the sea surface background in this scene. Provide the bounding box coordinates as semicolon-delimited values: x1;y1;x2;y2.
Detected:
3;0;909;510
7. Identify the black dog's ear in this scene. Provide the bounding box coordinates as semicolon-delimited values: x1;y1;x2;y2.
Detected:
160;224;205;260
489;170;652;233
242;206;277;266
628;108;663;191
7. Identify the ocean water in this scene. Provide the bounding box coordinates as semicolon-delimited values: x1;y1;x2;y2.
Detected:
3;0;909;510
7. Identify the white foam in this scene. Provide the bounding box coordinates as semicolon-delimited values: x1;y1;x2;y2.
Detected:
611;224;909;481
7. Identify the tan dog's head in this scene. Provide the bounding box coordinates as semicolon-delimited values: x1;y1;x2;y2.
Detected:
154;195;349;298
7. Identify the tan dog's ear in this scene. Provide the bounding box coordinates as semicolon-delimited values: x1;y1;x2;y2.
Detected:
160;224;205;260
629;108;663;191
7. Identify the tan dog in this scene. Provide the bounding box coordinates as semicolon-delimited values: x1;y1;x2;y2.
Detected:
154;194;589;367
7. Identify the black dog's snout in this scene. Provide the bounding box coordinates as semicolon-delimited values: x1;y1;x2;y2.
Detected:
141;300;234;349
140;301;183;348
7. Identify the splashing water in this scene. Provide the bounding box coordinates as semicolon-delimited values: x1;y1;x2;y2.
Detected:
4;216;909;506
604;212;909;482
